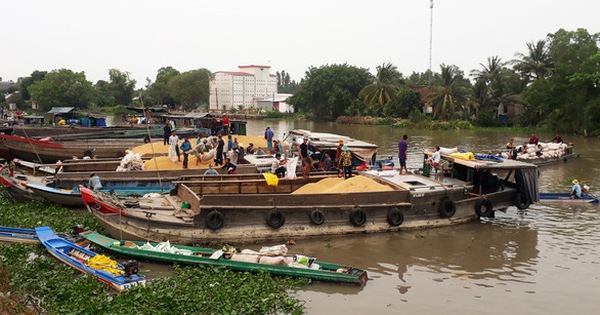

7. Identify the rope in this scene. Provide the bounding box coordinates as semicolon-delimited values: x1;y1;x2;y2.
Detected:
18;125;43;164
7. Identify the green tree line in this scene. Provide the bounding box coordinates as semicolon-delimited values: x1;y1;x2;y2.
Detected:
1;28;598;134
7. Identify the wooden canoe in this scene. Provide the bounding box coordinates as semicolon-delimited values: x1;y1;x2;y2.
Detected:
0;226;39;244
83;232;368;286
35;226;146;291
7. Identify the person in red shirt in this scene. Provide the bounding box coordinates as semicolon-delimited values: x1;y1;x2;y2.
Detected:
529;134;539;144
222;115;231;134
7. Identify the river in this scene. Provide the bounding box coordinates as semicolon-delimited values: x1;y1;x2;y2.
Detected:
240;120;600;315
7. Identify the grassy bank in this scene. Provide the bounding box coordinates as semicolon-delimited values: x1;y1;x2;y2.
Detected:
0;192;307;314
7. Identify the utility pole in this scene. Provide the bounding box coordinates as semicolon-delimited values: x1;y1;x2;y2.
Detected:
429;0;434;84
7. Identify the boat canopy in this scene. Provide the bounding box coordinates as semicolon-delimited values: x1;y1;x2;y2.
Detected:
286;129;378;163
439;153;539;202
47;107;76;114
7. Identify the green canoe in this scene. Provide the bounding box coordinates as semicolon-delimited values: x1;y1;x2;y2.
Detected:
83;232;368;286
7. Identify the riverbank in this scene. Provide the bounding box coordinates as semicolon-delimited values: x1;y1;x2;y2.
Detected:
0;193;307;314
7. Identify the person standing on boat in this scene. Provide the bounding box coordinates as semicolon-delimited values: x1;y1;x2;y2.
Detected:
215;134;225;166
323;152;333;171
88;173;102;191
300;137;312;178
163;123;171;145
264;127;274;152
169;130;181;162
222;115;230;134
210;117;219;135
340;145;353;179
398;135;408;175
570;179;582;199
180;137;192;169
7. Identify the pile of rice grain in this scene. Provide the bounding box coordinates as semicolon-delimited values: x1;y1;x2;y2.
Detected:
292;176;394;194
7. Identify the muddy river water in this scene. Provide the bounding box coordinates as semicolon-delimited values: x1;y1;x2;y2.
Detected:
240;120;600;314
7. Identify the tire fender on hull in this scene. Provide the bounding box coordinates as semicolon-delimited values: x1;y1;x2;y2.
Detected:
475;199;494;217
387;207;404;226
266;209;285;229
206;210;225;230
309;209;325;225
438;197;456;218
349;208;367;226
514;191;531;210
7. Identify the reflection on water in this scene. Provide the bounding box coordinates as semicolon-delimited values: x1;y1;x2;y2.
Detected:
240;120;600;314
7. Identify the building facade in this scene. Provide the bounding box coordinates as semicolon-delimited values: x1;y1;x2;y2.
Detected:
209;65;278;111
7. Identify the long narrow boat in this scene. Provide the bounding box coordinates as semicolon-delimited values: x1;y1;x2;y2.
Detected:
35;226;146;291
0;134;145;163
0;226;39;244
80;156;539;245
83;232;368;286
539;192;599;204
25;183;173;208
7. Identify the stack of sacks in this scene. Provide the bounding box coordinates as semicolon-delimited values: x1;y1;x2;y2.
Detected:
516;142;567;160
116;151;145;171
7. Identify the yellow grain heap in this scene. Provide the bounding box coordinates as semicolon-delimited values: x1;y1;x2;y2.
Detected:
292;176;394;194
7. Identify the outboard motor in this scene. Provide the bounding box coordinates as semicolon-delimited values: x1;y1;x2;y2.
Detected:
123;260;140;276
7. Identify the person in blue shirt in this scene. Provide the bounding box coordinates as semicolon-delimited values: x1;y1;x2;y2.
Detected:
570;179;582;199
88;173;102;191
180;137;192;169
264;127;274;152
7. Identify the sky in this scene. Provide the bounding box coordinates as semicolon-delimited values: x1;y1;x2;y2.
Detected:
1;0;598;88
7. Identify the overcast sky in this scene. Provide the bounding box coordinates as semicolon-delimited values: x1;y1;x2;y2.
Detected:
1;0;598;88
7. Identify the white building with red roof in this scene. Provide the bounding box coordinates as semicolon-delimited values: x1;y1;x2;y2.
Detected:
209;65;278;111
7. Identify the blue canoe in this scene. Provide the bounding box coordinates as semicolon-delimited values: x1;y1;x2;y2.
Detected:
539;192;599;204
35;226;146;291
25;183;173;208
0;226;39;244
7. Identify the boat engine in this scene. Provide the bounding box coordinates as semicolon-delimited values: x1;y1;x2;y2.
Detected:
123;260;139;276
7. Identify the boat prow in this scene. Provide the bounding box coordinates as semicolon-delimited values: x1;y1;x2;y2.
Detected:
35;226;146;291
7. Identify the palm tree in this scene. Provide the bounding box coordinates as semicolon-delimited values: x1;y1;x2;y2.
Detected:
512;40;554;81
429;64;472;120
359;63;404;112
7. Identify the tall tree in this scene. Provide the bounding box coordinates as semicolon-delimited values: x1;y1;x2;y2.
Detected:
512;40;554;82
289;64;371;118
429;64;472;120
147;67;180;106
18;70;47;101
28;69;94;111
168;69;213;110
106;69;136;105
358;62;403;114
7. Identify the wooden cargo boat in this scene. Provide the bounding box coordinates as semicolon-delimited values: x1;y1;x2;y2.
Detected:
80;156;538;245
539;192;598;204
0;134;145;163
83;232;368;286
285;129;379;166
35;226;146;291
527;151;579;166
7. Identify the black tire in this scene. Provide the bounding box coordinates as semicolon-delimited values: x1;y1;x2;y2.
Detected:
309;209;325;225
438;197;456;218
475;199;494;217
266;209;285;229
206;210;225;230
514;191;531;210
349;208;367;226
387;207;404;226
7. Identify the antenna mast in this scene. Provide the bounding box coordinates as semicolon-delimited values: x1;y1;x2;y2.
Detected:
429;0;434;84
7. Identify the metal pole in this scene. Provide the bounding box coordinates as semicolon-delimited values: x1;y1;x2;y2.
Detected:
429;0;434;84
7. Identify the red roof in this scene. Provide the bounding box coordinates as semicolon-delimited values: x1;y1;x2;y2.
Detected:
410;86;434;102
238;65;271;69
